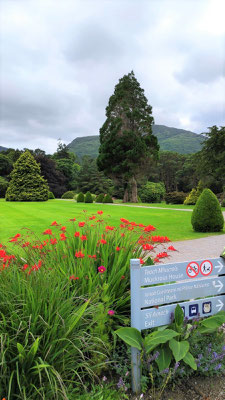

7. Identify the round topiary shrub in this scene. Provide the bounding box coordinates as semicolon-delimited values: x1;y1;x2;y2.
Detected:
85;191;93;203
61;191;75;199
191;189;224;232
77;192;84;202
48;191;55;199
103;194;113;203
95;193;105;203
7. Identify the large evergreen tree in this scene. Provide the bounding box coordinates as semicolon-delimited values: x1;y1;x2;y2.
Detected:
5;150;49;201
97;71;159;202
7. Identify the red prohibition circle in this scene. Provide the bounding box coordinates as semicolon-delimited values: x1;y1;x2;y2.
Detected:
186;262;199;278
200;260;213;276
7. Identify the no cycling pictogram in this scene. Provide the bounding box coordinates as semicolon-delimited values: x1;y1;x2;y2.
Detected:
186;261;199;278
200;260;213;276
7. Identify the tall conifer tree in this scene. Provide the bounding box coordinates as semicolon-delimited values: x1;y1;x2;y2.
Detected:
97;71;159;202
5;150;49;201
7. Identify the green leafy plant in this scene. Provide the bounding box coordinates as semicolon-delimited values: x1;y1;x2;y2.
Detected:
77;192;85;202
85;191;93;203
95;193;105;203
103;193;113;203
48;191;55;199
61;190;76;199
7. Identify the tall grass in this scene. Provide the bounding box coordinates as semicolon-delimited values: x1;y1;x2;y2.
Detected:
0;210;172;398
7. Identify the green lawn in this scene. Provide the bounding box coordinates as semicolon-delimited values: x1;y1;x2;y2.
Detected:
0;199;224;247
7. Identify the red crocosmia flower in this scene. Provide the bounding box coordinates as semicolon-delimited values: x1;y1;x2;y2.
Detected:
69;217;76;221
50;238;57;245
121;275;125;280
60;226;66;232
22;264;29;271
142;244;154;251
139;223;145;227
89;216;96;220
154;257;160;263
144;225;156;232
120;224;126;228
9;237;18;242
121;233;125;237
43;229;52;235
120;218;129;224
51;221;58;226
116;247;120;251
80;235;87;241
130;222;137;226
100;239;107;244
60;233;67;241
139;258;145;265
74;231;80;237
128;226;134;231
22;242;30;247
151;236;170;243
0;244;3;247
88;254;96;259
75;250;85;258
168;245;176;251
78;222;85;227
105;226;114;231
69;275;79;280
108;310;115;315
156;252;169;259
97;210;103;215
98;265;106;273
14;234;21;238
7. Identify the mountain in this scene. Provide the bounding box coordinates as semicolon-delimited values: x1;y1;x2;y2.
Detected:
0;146;8;152
67;125;205;159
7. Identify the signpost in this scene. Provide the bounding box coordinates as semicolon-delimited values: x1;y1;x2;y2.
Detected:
130;257;225;393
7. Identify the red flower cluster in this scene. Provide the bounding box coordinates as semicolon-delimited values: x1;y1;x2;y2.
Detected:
75;250;85;258
0;248;15;269
43;229;52;235
144;225;156;232
9;233;21;242
69;275;79;280
142;244;154;251
151;236;170;243
167;245;176;251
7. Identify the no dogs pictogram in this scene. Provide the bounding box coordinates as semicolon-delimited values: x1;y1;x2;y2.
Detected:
200;260;213;276
186;262;199;278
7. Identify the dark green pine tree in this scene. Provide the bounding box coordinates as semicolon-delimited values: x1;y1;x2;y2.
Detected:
97;71;159;202
5;150;49;201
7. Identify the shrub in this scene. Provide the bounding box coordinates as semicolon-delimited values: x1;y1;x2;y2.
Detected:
191;188;224;232
5;150;49;201
184;181;204;205
221;198;225;207
0;176;8;198
103;193;113;203
95;193;105;203
61;191;75;199
85;191;93;203
77;192;85;202
139;182;165;203
165;191;187;204
48;191;55;199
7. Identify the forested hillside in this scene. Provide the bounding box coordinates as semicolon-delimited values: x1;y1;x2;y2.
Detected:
0;146;8;152
67;125;204;159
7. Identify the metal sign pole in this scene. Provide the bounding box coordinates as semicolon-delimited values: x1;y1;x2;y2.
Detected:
130;259;142;394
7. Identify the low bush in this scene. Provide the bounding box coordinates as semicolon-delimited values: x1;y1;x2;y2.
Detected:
139;182;165;203
184;181;204;205
85;191;93;203
191;188;224;232
95;193;105;203
77;192;85;202
103;193;113;203
165;191;187;204
48;191;55;199
61;191;75;199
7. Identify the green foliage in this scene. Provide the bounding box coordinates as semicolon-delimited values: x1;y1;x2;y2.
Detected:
191;188;224;232
221;198;225;207
77;192;85;202
48;191;55;199
5;150;49;202
165;191;187;204
97;71;158;202
61;190;76;199
85;191;93;203
184;180;204;205
76;156;112;195
95;193;105;203
103;193;113;203
0;176;8;197
139;182;165;203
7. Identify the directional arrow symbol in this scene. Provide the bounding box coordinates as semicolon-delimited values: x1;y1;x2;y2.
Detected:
214;261;224;274
213;280;224;292
216;299;224;312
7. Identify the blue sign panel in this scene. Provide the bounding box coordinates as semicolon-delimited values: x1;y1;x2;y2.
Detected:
140;295;225;329
140;258;225;286
140;276;225;307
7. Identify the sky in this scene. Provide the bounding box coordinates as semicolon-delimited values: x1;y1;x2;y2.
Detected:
0;0;225;154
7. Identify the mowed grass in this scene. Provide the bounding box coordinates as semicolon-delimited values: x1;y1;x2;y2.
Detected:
0;199;224;247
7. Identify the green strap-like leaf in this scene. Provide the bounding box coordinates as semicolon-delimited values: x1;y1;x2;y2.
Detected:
169;339;189;362
115;327;143;350
155;346;172;372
